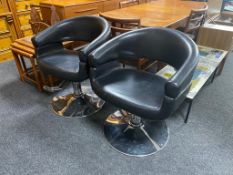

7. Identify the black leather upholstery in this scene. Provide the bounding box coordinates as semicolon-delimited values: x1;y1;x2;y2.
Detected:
89;27;199;120
32;16;110;82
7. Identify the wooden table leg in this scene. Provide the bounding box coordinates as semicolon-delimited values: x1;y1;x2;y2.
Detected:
210;68;218;84
12;51;24;81
19;55;29;77
185;99;193;124
29;57;42;91
40;71;47;88
217;56;227;76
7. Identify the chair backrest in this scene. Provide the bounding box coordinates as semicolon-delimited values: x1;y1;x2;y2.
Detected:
90;28;197;70
99;14;140;37
184;5;208;33
119;0;139;8
32;16;110;61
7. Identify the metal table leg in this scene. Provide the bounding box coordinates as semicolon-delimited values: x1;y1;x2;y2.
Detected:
185;99;193;123
210;68;218;84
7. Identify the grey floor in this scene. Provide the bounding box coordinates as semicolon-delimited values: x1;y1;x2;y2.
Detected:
0;55;233;175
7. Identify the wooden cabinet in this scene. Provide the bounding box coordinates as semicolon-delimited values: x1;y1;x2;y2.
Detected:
0;0;17;62
40;0;148;21
0;0;42;62
9;0;41;37
0;13;16;62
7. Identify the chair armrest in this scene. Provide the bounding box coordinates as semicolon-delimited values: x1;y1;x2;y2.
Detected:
31;24;59;48
79;26;111;62
88;36;122;66
165;46;199;98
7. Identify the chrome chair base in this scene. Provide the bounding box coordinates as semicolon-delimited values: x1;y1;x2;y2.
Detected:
51;81;104;118
51;94;104;117
104;110;169;157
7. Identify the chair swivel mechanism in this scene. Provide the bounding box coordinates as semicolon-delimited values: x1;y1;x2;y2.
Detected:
89;27;199;157
32;16;111;117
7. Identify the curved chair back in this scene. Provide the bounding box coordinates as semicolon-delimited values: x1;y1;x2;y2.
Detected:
32;16;111;62
90;27;198;71
89;28;199;116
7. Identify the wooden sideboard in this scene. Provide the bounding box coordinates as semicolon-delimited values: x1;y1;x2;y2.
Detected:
197;24;233;51
40;0;147;22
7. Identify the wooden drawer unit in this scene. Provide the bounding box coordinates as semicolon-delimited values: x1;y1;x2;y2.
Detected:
40;0;112;21
103;0;119;12
64;3;104;18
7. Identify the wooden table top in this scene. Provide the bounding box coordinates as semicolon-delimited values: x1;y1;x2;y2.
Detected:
100;0;206;27
40;0;107;7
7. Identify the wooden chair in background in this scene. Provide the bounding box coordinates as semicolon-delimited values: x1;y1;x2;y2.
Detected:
29;4;60;34
177;5;208;41
119;0;139;8
100;14;141;36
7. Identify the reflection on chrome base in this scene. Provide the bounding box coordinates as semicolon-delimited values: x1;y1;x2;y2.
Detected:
51;82;104;118
104;110;169;157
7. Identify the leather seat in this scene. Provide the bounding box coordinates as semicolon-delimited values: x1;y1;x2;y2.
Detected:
32;16;111;117
89;27;199;157
37;49;88;82
92;68;166;118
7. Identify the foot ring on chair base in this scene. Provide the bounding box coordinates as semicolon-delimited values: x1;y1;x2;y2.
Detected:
104;110;169;157
51;93;104;118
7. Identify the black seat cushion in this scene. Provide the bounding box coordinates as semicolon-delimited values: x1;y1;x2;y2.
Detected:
38;49;88;82
92;68;167;118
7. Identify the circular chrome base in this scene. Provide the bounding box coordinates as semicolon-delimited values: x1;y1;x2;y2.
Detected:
104;111;169;157
51;94;104;118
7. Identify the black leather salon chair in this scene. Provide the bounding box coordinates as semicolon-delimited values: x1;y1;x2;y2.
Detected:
32;16;110;117
89;27;199;157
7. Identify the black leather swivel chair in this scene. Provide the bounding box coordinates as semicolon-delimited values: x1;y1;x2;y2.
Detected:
32;16;110;117
89;27;199;157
